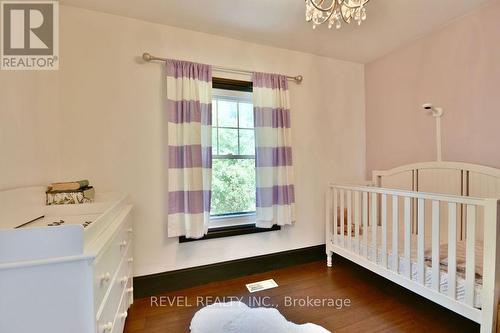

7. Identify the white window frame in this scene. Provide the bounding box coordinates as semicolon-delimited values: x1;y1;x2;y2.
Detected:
210;88;256;227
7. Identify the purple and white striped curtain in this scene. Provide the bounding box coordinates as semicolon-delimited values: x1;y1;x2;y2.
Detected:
252;72;295;228
166;59;212;239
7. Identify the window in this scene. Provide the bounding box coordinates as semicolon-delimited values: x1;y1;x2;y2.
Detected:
179;78;281;243
211;88;256;218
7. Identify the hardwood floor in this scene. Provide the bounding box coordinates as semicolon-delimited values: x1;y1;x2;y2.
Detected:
125;255;480;333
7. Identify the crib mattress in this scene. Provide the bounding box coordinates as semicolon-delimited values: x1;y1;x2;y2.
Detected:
339;240;483;309
336;224;483;271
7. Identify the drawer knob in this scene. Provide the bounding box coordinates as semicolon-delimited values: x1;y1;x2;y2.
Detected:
120;240;127;248
126;287;134;293
101;321;113;332
120;311;128;320
127;257;134;264
121;276;129;285
100;272;111;285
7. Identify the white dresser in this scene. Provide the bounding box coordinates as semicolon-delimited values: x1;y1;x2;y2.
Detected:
0;187;134;333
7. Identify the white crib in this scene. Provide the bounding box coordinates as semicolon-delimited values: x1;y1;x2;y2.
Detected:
325;162;500;333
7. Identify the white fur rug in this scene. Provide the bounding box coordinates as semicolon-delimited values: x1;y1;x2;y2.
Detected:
190;301;331;333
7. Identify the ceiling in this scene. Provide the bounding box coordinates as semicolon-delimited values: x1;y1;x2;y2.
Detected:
60;0;492;63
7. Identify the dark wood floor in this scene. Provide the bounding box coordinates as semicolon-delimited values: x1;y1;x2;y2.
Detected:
125;256;480;333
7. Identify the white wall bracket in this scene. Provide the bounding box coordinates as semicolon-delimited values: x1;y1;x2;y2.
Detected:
422;104;444;162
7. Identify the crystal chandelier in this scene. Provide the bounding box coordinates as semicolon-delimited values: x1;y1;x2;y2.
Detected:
305;0;370;30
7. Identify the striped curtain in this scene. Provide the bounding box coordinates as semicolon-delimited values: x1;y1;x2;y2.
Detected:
166;59;212;239
252;72;295;228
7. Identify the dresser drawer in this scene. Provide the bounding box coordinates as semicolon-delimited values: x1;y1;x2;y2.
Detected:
93;213;132;310
111;279;132;333
96;246;131;333
125;261;134;308
123;216;133;245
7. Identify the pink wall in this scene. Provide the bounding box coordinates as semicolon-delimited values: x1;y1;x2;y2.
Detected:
365;0;500;175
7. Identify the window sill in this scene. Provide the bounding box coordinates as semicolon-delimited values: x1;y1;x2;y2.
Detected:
209;212;256;228
178;223;281;243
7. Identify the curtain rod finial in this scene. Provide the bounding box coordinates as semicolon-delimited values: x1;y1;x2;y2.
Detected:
142;52;153;62
295;75;303;83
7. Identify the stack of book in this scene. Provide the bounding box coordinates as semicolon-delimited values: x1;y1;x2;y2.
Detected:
46;180;95;205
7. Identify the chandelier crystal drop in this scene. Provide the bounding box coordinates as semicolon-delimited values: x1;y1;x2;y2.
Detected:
305;0;370;30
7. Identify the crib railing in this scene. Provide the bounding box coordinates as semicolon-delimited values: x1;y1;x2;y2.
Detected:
325;184;500;332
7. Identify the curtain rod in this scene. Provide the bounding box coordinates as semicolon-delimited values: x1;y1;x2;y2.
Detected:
142;52;303;84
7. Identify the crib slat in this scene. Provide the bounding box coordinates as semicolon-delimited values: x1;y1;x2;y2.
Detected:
354;191;361;253
371;192;378;262
392;195;399;273
362;192;368;258
404;197;411;278
381;194;388;268
431;201;440;292
448;203;457;299
333;189;338;245
347;190;352;250
340;190;345;247
417;198;425;285
464;205;476;307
